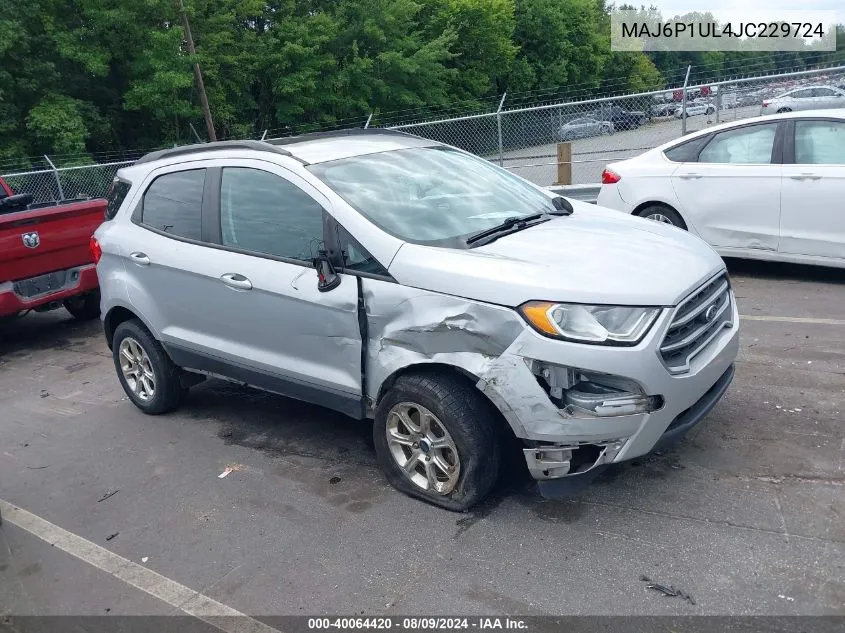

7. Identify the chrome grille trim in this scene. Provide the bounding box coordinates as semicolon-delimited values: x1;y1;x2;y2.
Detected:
660;273;733;375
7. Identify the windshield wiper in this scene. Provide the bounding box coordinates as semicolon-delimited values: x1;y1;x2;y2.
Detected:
465;213;549;247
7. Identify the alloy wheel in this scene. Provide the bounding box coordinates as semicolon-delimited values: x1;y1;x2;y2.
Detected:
385;402;461;494
645;212;675;225
118;337;156;401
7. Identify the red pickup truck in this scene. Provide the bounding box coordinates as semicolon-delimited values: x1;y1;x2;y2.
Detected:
0;176;107;321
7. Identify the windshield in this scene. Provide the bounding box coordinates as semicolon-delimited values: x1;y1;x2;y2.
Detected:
308;147;557;246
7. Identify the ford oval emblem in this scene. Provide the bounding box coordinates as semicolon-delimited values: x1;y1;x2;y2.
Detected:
21;232;40;249
704;304;718;322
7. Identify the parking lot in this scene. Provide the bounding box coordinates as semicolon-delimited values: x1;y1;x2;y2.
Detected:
502;105;762;185
1;258;843;622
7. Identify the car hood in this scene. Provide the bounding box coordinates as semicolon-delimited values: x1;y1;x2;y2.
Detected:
387;201;725;307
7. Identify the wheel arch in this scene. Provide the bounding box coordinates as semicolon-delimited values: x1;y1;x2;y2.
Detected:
374;362;513;437
631;200;689;230
103;303;158;350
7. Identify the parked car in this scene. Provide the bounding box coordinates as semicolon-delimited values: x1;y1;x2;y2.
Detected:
597;110;845;268
603;106;648;130
594;106;647;130
761;85;845;114
558;117;613;141
95;130;739;510
675;103;716;118
0;176;107;321
651;103;678;117
737;93;761;108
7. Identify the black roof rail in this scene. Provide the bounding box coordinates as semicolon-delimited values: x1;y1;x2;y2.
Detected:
265;127;414;146
135;140;294;165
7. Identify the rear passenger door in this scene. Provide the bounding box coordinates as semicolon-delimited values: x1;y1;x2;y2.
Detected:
123;166;223;346
671;121;783;251
185;161;364;417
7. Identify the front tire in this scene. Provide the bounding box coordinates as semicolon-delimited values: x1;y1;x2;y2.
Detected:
64;290;100;321
636;204;687;229
112;319;183;415
374;372;500;511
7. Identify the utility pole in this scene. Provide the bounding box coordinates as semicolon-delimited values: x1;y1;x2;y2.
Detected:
176;0;216;141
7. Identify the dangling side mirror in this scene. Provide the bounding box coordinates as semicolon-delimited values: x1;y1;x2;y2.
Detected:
313;250;341;292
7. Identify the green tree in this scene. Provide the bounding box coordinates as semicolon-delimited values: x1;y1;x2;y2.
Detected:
510;0;611;96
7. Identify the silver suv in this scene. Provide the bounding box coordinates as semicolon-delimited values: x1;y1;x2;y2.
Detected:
94;130;739;510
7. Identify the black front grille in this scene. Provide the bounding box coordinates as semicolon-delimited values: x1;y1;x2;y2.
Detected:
660;274;733;374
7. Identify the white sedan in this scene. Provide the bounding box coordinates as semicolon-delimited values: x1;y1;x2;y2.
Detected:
596;110;845;269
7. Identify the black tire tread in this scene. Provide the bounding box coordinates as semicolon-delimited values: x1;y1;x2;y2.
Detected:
374;371;500;512
112;319;182;415
636;203;687;230
63;290;101;321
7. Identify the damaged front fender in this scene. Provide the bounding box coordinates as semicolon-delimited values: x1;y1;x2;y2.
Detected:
362;279;525;408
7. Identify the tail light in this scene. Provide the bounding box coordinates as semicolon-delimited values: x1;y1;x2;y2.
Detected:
89;236;102;264
602;169;621;185
761;101;769;108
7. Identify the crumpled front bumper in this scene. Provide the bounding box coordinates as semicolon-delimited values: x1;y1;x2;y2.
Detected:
535;363;735;498
475;293;740;491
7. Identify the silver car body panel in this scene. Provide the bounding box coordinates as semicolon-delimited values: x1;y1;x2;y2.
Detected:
389;200;725;307
97;131;740;481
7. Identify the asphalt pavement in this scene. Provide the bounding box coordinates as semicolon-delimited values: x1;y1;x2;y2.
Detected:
1;259;844;622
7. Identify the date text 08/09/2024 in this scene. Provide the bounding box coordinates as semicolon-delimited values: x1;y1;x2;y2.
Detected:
621;21;826;39
307;618;529;630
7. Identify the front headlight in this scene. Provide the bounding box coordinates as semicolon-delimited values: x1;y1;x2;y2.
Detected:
519;301;661;345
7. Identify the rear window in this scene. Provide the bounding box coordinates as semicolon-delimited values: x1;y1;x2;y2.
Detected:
140;169;205;240
663;135;712;163
105;179;132;220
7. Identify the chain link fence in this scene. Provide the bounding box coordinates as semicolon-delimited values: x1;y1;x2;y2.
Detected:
1;161;133;204
386;64;845;186
3;64;844;200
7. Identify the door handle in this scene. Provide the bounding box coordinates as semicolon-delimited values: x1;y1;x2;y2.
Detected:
678;173;702;179
220;273;252;290
129;252;150;266
789;174;822;181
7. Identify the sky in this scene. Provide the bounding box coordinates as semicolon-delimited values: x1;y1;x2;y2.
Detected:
644;1;841;24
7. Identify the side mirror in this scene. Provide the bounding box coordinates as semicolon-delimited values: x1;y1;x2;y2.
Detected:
552;196;574;215
313;250;341;292
0;193;34;210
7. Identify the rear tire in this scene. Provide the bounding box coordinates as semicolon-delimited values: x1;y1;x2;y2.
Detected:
636;204;687;230
64;290;100;321
112;319;183;415
777;107;792;113
374;372;500;511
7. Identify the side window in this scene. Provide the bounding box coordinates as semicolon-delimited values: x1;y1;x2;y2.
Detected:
812;88;835;97
663;134;711;162
795;121;845;165
791;89;811;99
220;167;325;263
141;169;205;239
698;124;778;164
105;179;132;220
335;225;389;276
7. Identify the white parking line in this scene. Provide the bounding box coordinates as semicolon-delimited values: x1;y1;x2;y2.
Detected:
0;499;279;633
740;315;845;326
